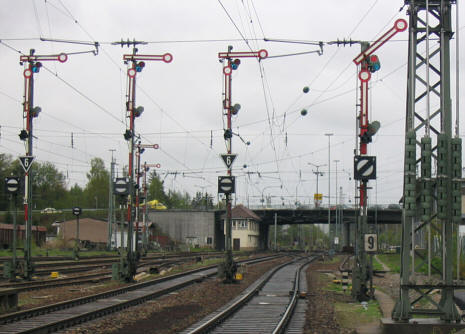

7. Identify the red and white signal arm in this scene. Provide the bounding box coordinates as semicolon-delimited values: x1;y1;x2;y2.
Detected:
223;66;232;76
258;49;268;59
24;69;33;78
57;53;68;63
128;68;137;78
358;70;371;82
162;53;173;63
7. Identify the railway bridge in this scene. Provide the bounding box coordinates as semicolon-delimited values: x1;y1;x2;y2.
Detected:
250;207;402;249
149;207;402;251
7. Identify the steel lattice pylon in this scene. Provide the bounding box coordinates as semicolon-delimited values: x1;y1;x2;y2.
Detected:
392;0;462;322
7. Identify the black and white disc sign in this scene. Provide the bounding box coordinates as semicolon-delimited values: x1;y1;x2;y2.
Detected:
72;207;82;216
354;156;376;180
218;176;235;194
113;178;129;196
5;177;20;194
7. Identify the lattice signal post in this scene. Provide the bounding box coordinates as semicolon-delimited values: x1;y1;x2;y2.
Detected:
218;46;268;282
392;0;462;323
114;40;172;282
139;160;161;253
18;50;69;280
351;19;407;301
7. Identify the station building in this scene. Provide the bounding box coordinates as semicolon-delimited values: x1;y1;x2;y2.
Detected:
223;204;262;251
54;218;108;248
148;205;264;251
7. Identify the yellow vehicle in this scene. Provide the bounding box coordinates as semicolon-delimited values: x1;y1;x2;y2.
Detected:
140;200;167;210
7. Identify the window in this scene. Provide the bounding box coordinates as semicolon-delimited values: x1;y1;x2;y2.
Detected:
207;237;212;245
239;220;248;230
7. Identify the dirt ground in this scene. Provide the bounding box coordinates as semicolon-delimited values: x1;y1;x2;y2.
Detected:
303;258;355;334
62;256;291;334
25;254;398;334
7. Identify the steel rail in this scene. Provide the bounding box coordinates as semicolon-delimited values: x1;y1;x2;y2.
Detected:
1;254;241;293
271;265;303;333
184;255;317;334
0;255;281;328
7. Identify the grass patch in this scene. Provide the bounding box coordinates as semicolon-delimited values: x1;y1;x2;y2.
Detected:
321;273;382;331
323;255;345;264
323;274;345;293
335;300;382;329
371;255;384;271
377;253;400;273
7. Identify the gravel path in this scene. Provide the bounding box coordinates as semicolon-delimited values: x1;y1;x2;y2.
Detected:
303;258;355;334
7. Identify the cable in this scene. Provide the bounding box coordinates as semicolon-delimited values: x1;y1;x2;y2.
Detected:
32;0;43;38
217;0;253;52
0;40;25;55
42;65;124;125
250;0;266;38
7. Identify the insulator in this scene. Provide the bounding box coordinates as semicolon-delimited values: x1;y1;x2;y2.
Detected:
405;130;416;172
452;137;462;222
420;137;432;221
404;131;416;216
437;134;449;220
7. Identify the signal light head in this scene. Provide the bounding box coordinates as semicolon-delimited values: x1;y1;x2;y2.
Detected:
134;106;144;117
367;55;380;73
124;129;133;141
231;103;241;115
360;120;381;143
224;129;232;140
19;130;28;141
136;61;145;72
231;59;241;70
31;106;41;118
32;62;42;73
367;120;381;136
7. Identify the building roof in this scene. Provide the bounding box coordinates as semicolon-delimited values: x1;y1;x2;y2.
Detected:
0;223;46;232
226;204;262;221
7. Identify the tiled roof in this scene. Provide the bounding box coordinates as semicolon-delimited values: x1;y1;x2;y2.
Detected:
230;204;261;221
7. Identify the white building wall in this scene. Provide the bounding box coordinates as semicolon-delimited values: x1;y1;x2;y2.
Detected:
224;218;260;250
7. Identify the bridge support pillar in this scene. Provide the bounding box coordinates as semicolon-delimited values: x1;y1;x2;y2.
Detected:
259;224;269;250
343;222;351;249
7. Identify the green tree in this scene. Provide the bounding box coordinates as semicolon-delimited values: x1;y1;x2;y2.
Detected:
84;158;109;209
66;183;84;207
147;171;168;204
166;189;191;209
191;191;214;209
32;162;67;209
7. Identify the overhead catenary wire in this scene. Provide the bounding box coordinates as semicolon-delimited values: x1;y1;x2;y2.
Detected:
0;1;416;205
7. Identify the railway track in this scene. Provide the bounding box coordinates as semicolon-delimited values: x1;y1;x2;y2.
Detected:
0;255;281;333
0;251;227;276
182;255;316;334
0;253;226;292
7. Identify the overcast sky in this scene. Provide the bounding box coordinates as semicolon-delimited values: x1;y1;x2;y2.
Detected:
1;0;463;208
